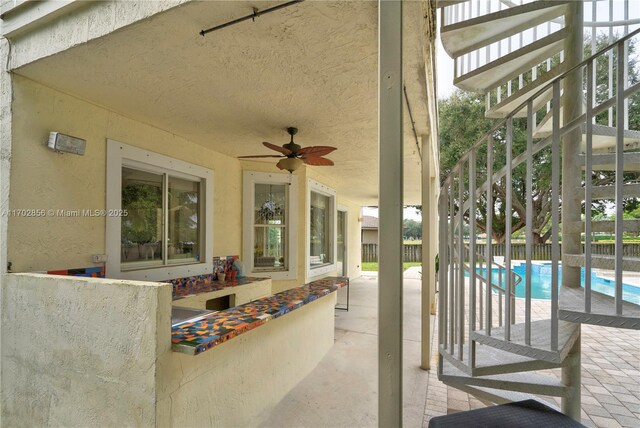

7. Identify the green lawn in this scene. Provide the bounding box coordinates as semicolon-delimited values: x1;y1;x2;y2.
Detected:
362;262;421;271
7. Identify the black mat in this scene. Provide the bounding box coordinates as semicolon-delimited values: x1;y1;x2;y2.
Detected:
428;399;585;428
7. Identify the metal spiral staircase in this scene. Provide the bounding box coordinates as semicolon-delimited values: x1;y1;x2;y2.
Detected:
436;0;640;419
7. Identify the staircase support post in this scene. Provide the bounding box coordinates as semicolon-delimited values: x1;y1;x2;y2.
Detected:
421;135;436;370
561;1;582;421
562;334;582;420
378;0;404;425
561;0;583;290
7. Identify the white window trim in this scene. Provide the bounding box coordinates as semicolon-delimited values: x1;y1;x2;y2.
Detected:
106;139;214;281
337;204;349;277
306;178;337;279
243;171;298;280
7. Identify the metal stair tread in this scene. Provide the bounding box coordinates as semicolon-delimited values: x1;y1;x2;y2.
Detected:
580;152;640;172
535;116;640;152
485;65;564;118
565;219;640;234
471;319;580;364
559;285;640;329
440;343;561;377
563;254;640;272
441;1;568;58
440;358;569;397
587;183;640;199
452;384;560;409
453;28;568;92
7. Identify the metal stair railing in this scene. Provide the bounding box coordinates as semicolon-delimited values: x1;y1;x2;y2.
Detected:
438;27;640;372
444;235;521;358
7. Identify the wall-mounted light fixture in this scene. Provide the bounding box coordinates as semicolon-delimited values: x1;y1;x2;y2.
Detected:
47;132;86;155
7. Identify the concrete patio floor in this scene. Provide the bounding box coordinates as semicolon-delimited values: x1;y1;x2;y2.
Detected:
260;268;640;428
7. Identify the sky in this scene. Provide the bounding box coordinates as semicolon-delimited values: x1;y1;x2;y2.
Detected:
362;206;422;221
437;31;456;100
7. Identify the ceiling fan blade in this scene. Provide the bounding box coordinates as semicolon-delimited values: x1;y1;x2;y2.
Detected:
263;142;292;156
297;146;337;157
276;159;287;170
302;156;334;166
238;155;285;159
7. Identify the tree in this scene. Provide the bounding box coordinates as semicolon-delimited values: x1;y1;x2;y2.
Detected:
403;219;422;240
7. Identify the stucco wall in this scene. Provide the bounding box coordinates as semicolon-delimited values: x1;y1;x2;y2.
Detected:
8;76;242;273
1;273;171;427
156;293;336;427
8;76;363;290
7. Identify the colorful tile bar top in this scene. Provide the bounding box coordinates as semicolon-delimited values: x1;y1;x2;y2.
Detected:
167;275;267;301
171;277;349;355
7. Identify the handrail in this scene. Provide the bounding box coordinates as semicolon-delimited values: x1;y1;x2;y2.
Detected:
441;27;640;187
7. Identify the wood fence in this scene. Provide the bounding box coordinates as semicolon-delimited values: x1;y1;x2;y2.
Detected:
361;242;640;263
362;243;422;262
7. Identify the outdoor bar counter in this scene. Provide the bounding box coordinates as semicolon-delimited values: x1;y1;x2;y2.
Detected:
171;276;348;355
2;273;348;427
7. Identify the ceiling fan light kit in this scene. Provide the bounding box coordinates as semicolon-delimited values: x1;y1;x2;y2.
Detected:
238;126;337;174
277;157;303;173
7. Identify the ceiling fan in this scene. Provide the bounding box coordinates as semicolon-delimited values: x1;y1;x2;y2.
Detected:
239;127;337;173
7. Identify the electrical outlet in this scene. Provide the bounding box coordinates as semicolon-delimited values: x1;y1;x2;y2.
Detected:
92;254;108;263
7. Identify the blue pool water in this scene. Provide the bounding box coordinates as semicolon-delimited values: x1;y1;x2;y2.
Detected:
470;264;640;305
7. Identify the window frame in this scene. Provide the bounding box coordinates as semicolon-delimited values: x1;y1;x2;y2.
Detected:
306;178;337;278
106;140;214;281
242;171;298;280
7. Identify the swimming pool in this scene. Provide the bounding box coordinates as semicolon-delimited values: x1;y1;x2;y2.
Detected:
470;263;640;304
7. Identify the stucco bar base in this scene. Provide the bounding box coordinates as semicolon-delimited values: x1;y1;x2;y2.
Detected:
1;273;336;427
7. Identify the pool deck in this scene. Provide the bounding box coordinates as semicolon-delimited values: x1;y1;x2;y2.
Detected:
261;268;640;428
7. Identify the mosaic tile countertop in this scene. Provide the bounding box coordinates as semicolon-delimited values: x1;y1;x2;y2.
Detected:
167;274;268;301
171;277;349;355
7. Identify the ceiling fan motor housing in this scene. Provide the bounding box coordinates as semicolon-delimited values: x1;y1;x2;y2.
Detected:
284;127;301;154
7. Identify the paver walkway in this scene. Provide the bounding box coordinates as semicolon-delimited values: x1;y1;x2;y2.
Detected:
262;269;640;427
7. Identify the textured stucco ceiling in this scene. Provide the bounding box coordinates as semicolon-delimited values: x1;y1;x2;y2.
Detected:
15;0;433;205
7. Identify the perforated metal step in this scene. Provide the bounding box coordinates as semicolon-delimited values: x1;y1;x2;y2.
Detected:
440;343;561;377
454;28;568;92
563;254;640;272
559;286;640;329
471;319;580;364
440;358;569;397
441;1;568;57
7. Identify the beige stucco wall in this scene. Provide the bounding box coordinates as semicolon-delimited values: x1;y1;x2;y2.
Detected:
8;76;242;273
1;273;171;427
8;76;362;291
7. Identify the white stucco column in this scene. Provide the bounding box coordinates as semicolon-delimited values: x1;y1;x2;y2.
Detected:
378;0;403;426
0;37;13;425
421;135;432;370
